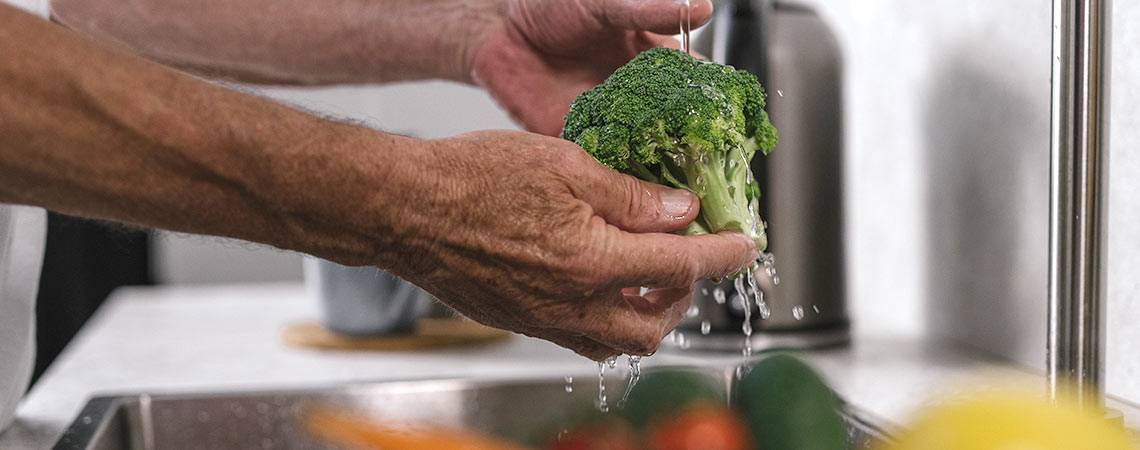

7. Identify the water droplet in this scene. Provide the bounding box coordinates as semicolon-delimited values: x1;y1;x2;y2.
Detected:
565;376;574;393
792;306;805;320
700;287;710;296
686;304;700;318
606;356;618;370
700;320;712;335
813;305;821;314
777;89;785;97
713;287;726;304
746;269;770;320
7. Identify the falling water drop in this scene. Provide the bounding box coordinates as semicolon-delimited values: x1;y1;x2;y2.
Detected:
700;320;712;335
792;305;805;320
596;362;609;412
713;287;727;304
619;355;643;407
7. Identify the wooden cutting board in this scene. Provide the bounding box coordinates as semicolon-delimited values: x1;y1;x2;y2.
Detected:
281;318;512;352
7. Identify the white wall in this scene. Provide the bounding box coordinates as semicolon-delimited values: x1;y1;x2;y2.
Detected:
806;0;1140;405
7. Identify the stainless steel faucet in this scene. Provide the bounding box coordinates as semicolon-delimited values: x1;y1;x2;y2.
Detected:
1047;0;1111;408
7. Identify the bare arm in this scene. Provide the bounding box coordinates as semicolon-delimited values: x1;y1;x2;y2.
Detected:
48;0;713;136
0;4;754;359
48;0;502;84
0;3;409;262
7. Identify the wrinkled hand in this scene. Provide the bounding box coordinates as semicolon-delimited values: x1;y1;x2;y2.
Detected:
388;131;755;359
470;0;714;136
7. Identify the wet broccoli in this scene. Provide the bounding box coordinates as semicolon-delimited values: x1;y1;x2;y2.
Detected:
562;48;777;251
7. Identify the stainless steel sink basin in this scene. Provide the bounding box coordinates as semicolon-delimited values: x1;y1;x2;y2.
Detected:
54;367;890;449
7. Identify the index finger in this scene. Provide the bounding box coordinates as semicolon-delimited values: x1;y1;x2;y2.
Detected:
589;0;714;35
599;227;759;289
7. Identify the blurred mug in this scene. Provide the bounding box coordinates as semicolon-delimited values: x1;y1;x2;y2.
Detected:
303;258;433;336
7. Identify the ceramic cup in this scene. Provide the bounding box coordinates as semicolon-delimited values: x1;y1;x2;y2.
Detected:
303;258;433;336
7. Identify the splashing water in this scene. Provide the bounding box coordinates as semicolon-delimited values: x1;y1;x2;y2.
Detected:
735;277;753;358
679;0;692;55
745;267;771;320
713;287;727;304
596;362;609;412
760;252;780;285
618;355;643;408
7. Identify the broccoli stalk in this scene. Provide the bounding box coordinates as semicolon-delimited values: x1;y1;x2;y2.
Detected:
562;48;776;251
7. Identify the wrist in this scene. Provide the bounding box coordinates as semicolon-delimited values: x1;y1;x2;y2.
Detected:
438;0;506;84
246;116;418;267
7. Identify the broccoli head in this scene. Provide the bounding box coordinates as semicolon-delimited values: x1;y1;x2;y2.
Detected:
562;47;777;251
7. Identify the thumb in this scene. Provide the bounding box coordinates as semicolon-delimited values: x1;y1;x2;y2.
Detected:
587;0;714;35
575;165;700;233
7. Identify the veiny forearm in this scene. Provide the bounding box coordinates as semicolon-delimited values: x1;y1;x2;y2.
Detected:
0;5;414;265
49;0;504;85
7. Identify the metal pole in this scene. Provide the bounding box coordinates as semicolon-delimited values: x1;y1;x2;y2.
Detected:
1047;0;1110;407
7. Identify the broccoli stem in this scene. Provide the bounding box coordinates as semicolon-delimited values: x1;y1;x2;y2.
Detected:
681;144;768;252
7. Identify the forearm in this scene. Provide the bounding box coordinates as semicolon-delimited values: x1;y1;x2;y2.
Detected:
0;5;412;265
48;0;503;85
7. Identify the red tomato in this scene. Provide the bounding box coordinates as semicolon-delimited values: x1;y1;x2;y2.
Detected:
647;404;752;450
547;419;640;450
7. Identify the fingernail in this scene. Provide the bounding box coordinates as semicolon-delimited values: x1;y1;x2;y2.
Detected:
660;189;695;218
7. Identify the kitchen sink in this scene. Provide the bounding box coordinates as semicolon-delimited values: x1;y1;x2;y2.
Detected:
54;366;891;449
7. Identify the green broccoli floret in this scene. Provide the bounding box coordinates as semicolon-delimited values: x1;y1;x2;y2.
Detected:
562;48;777;251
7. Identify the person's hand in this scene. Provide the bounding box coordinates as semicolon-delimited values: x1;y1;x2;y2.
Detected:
469;0;714;136
382;131;755;359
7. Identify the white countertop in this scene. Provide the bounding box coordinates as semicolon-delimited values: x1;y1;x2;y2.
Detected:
2;283;1134;449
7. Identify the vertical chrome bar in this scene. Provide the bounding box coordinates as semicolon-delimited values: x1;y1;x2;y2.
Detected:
1048;0;1110;407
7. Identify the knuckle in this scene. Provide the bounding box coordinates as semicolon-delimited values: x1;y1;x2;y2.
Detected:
621;179;653;223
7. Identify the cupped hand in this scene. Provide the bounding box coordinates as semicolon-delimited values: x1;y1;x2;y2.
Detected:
387;131;755;360
469;0;714;136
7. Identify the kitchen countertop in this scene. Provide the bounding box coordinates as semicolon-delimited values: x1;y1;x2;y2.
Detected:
2;283;1135;449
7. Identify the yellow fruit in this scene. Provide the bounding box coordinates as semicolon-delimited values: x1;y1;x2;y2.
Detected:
879;391;1135;450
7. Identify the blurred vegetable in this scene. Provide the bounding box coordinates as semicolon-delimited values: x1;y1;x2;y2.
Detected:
647;404;752;450
621;369;723;430
546;418;639;450
735;354;846;450
304;407;527;450
878;390;1136;450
